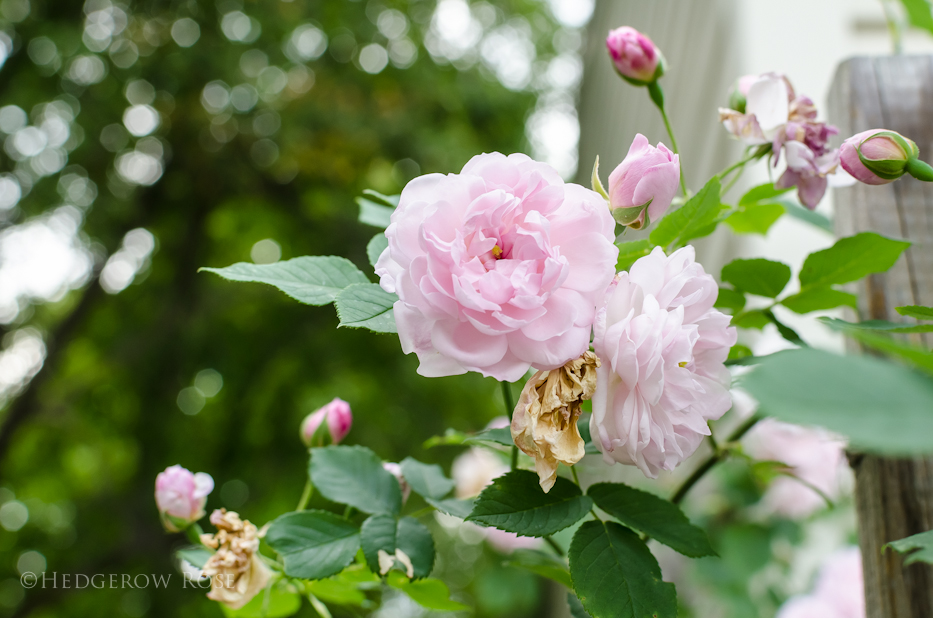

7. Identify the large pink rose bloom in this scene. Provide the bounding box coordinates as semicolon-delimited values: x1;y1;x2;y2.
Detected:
590;246;736;477
376;153;618;382
155;465;214;531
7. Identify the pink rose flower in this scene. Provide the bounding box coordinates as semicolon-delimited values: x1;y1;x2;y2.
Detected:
839;129;912;186
607;134;680;228
376;153;618;382
605;26;663;84
777;547;864;618
744;418;847;518
590;246;737;478
300;398;353;447
155;465;214;531
775;141;840;210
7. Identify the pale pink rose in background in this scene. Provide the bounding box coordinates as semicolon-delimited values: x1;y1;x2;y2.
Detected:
776;141;840;209
607;134;680;228
605;26;662;84
590;246;737;478
839;129;911;185
485;527;542;553
777;547;864;618
382;462;412;504
376;152;618;382
745;418;847;518
155;465;214;531
720;73;792;145
300;397;353;447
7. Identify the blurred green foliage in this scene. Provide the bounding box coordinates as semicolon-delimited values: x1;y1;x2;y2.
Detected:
0;0;567;615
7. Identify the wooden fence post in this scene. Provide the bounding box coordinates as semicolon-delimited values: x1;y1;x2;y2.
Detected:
829;55;933;618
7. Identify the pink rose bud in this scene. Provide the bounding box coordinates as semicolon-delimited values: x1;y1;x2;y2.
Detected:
607;133;680;228
382;462;411;504
840;129;914;185
606;27;664;85
300;398;353;447
155;465;214;532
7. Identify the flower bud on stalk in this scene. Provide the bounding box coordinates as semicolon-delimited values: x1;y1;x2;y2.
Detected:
840;129;933;184
606;26;665;86
300;398;353;447
607;134;680;229
155;465;214;532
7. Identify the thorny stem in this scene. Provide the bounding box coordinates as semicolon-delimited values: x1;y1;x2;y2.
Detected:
670;414;762;505
296;479;313;511
501;381;518;470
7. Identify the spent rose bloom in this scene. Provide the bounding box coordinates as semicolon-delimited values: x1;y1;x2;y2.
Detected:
605;26;664;85
155;465;214;532
382;462;412;504
591;246;736;477
745;418;847;518
607;134;680;228
839;129;914;185
201;509;272;611
300;398;353;447
777;547;864;618
375;153;618;382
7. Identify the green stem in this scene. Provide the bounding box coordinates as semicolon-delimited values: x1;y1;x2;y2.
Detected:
670;414;761;505
296;479;313;511
543;535;565;557
501;380;518;470
880;0;904;55
647;81;688;197
570;465;581;488
185;522;205;546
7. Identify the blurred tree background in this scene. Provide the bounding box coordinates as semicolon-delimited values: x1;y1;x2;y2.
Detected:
0;0;592;616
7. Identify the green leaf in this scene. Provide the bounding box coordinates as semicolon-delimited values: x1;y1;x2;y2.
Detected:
587;483;715;558
366;234;388;271
649;177;722;250
888;529;933;565
897;305;933;320
899;0;933;34
818;318;933;375
265;510;361;580
820;317;933;334
426;497;475;519
725;202;785;235
799;232;910;289
310;445;403;515
569;520;677;618
505;549;573;588
781;287;857;314
728;344;753;362
714;287;746;313
738;182;793;205
721;258;791;298
778;199;833;233
357;193;397;228
362;190;400;208
466;470;593;537
221;581;302;618
732;310;771;330
396;517;436;579
615;239;654;271
386;571;469;611
176;546;212;569
740;348;933;455
306;578;367;606
765;309;808;347
201;256;370;306
465;426;514;447
400;457;455;500
334;283;398;333
360;514;397;574
568;592;594;618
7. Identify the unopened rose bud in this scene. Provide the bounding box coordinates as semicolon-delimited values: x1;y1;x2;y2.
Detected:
606;27;664;86
155;465;214;532
382;462;411;504
608;134;680;229
840;129;933;185
300;398;353;447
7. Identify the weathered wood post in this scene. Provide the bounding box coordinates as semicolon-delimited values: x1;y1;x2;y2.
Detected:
829;56;933;617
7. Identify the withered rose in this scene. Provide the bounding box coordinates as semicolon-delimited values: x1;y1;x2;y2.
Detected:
200;509;272;610
511;351;599;492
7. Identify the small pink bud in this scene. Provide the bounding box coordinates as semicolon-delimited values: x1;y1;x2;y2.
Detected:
840;129;916;185
606;27;663;85
300;398;353;447
607;134;680;228
382;462;411;504
155;465;214;532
